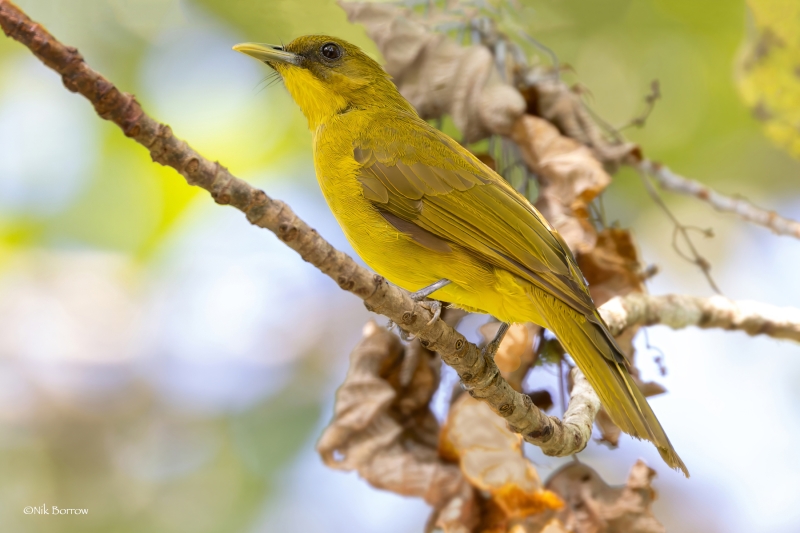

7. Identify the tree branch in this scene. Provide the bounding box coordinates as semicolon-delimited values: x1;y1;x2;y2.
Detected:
0;0;595;457
601;293;800;343
637;159;800;240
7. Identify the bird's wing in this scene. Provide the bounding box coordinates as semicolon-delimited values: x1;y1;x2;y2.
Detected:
354;115;597;319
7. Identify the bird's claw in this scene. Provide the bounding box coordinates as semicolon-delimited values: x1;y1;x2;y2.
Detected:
409;282;446;326
417;299;442;326
481;338;502;359
481;322;509;359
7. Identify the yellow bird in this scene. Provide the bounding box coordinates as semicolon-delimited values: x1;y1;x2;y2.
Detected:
234;36;688;476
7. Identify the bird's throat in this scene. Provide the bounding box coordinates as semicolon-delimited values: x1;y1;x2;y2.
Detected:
280;68;350;130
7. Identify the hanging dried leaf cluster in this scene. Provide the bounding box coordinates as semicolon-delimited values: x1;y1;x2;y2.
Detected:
319;322;666;532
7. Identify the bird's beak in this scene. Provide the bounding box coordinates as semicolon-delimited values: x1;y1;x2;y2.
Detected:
232;43;301;66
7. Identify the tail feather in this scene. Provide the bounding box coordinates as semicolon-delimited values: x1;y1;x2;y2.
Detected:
535;293;689;477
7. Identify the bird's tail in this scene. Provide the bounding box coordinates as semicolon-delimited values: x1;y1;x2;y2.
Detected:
536;296;689;477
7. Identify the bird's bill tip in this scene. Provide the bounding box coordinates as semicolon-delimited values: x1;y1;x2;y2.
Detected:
232;43;300;66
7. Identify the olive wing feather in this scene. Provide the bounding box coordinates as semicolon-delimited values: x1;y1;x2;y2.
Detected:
353;118;598;322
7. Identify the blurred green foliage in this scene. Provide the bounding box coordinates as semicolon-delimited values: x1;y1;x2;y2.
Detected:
738;0;800;158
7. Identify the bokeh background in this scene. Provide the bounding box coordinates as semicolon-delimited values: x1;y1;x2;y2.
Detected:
1;0;799;532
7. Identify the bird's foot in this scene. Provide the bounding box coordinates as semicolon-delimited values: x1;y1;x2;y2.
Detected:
409;279;451;326
418;299;443;326
481;322;509;359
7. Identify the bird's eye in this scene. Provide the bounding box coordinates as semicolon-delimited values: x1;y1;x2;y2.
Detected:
320;43;342;61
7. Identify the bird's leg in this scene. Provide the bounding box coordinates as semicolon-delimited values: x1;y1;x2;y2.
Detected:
409;278;451;300
409;278;451;326
482;322;510;359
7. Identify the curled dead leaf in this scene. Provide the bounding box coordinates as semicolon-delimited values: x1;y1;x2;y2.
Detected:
474;152;497;171
545;460;665;533
521;79;639;167
594;409;622;448
440;395;563;524
317;321;478;530
577;228;646;307
510;115;611;253
527;390;554;412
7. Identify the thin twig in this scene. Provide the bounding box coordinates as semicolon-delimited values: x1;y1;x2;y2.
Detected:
616;79;661;132
637;167;722;294
0;0;595;457
638;159;800;240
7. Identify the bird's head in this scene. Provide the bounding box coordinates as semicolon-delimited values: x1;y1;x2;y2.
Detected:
233;35;414;130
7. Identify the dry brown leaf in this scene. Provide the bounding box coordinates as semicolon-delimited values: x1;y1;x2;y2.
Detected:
433;483;481;533
593;409;623;448
317;321;478;530
545;460;665;533
340;1;526;142
577;228;646;307
521;80;639;168
441;395;563;524
510;115;612;253
474;152;498;171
